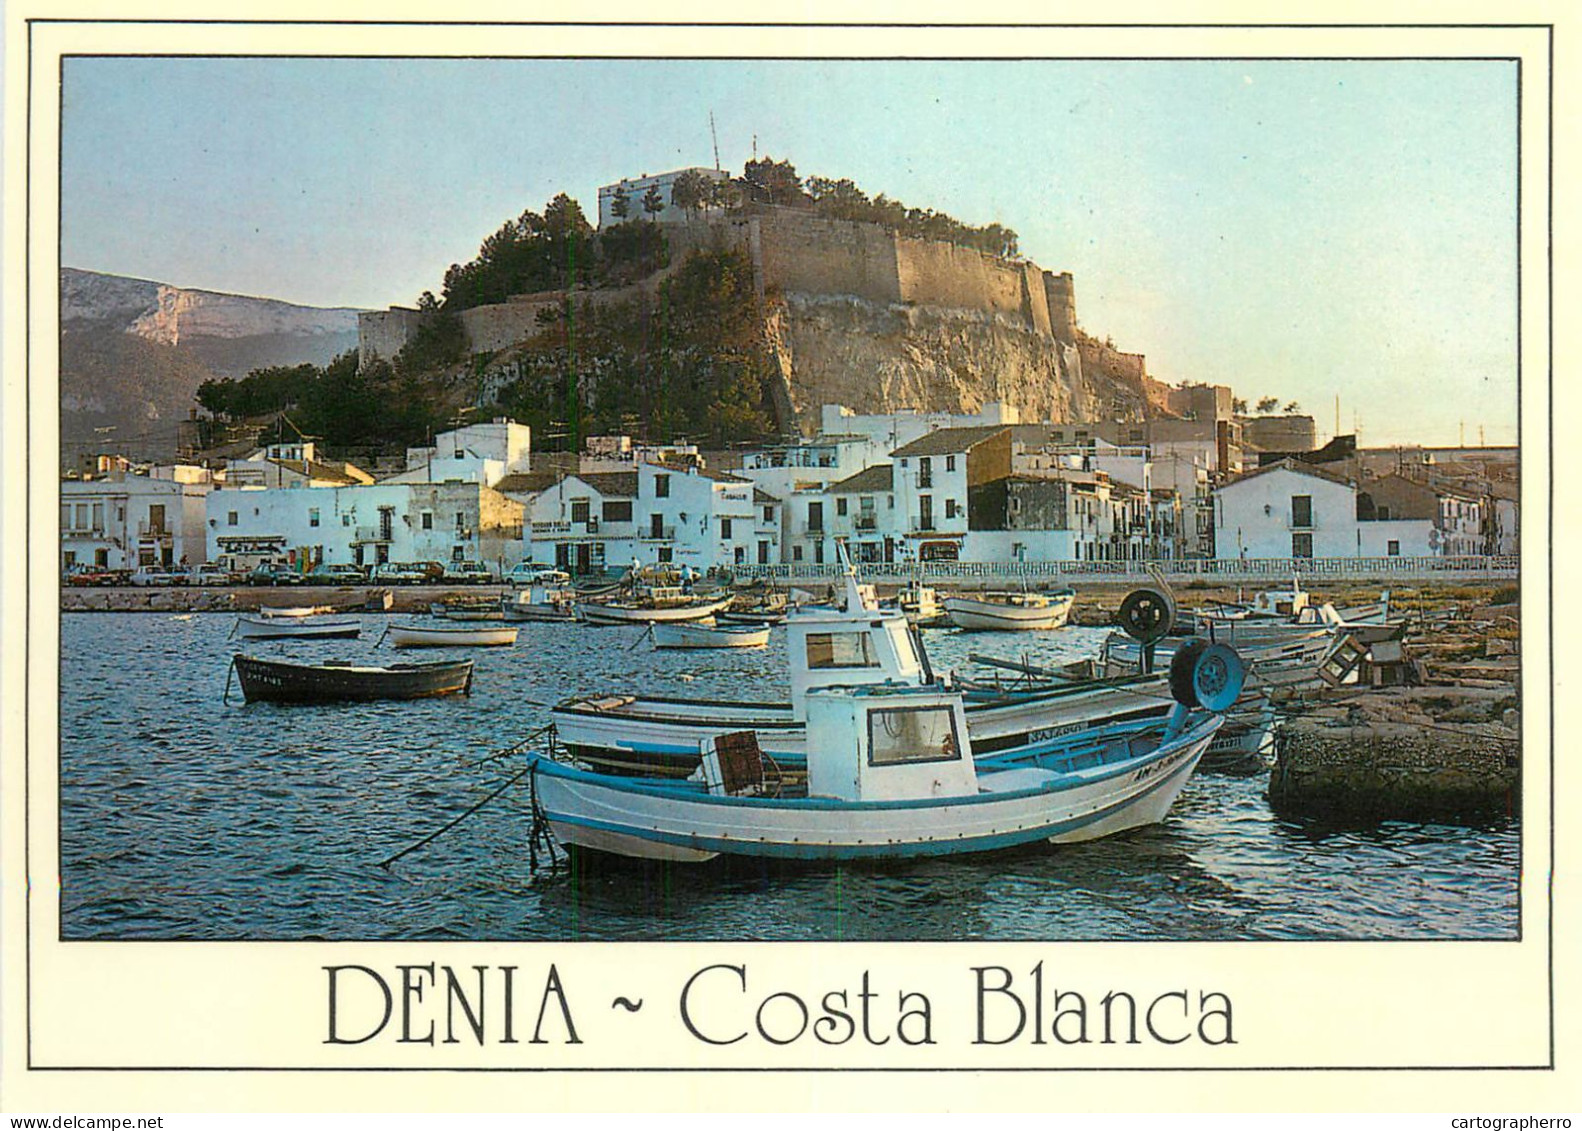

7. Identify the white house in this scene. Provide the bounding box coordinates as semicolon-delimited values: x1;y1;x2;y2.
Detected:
61;466;213;572
523;471;639;576
388;419;532;488
222;441;373;490
632;461;764;572
889;426;1012;562
1213;461;1358;560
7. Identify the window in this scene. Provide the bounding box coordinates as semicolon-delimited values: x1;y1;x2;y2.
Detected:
762;505;774;523
117;507;125;522
657;546;673;563
945;499;958;520
456;513;466;532
571;500;590;524
452;545;464;561
919;495;934;530
1377;505;1392;521
868;706;960;766
96;549;108;568
758;541;770;565
807;502;824;532
604;500;633;522
421;512;433;530
814;540;825;564
945;455;956;472
309;508;320;528
227;511;238;527
342;515;351;527
734;545;745;565
655;474;670;498
1291;495;1313;528
1387;540;1401;557
806;631;879;669
792;545;804;562
918;457;933;488
63;551;77;569
75;504;89;529
720;517;733;539
836;497;848;517
92;503;103;530
1292;532;1313;558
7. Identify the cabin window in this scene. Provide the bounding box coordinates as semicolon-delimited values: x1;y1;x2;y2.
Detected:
868;706;961;767
805;631;879;669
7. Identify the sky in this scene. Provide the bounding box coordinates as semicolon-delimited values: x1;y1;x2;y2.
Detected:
60;56;1519;448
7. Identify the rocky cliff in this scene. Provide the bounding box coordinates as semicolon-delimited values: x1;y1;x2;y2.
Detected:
765;294;1131;428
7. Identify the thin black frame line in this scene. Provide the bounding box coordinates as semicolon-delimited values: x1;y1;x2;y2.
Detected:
27;24;1556;1069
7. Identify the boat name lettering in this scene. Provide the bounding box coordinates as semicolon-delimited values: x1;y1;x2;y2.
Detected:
1132;746;1191;784
1028;722;1085;743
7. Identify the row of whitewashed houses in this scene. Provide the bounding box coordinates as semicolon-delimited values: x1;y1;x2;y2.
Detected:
59;408;1515;577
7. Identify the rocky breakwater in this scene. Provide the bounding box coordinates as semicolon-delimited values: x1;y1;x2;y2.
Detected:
1269;688;1520;823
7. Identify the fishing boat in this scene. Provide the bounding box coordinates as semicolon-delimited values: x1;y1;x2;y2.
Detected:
944;588;1076;631
503;583;579;623
578;588;735;626
429;596;505;621
1099;627;1336;690
552;568;1170;776
526;642;1241;863
256;604;334;619
884;580;948;627
716;609;788;627
233;613;362;641
387;623;519;648
651;621;771;649
229;654;474;703
1188;579;1396;645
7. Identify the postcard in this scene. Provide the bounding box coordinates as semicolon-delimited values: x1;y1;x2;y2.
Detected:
1;4;1574;1114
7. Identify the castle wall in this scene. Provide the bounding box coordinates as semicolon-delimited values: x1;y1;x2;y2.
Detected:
357;307;425;370
751;211;903;304
1043;271;1077;344
461;296;564;354
893;237;1024;320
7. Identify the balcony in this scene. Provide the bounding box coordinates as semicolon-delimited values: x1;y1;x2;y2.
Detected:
136;522;171;541
641;525;677;542
854;516;878;532
63;528;106;540
352;526;393;544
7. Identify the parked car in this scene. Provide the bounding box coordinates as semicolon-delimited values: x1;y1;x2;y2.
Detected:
247;564;304;587
409;561;447;584
441;560;495;584
305;563;368;586
64;566;118;587
129;566;187;587
503;561;570;586
189;563;238;586
369;562;430;585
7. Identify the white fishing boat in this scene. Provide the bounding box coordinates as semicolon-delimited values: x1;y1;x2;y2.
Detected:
256;604;334;619
528;642;1242;864
944;588;1076;631
552;567;1170;776
234;614;362;641
1100;627;1336;690
1189;579;1395;644
651;621;771;650
503;584;579;623
386;623;519;648
578;589;735;626
884;580;947;627
429;597;505;621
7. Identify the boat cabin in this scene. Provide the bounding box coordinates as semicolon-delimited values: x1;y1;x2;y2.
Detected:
786;607;926;719
804;685;977;802
1248;583;1312;619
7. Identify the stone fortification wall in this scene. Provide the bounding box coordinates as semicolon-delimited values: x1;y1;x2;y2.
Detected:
751;211;903;304
461;294;563;354
358;307;426;369
893;236;1025;323
1042;272;1078;344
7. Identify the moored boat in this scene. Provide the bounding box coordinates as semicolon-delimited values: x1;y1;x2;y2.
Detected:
578;590;734;626
651;621;771;649
387;623;519;648
234;614;362;641
527;643;1242;864
503;583;580;623
230;654;474;703
944;588;1076;631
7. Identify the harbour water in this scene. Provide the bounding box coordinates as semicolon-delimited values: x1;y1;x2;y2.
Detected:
57;611;1520;941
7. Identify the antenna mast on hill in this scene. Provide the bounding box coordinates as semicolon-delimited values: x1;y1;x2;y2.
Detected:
710;112;721;170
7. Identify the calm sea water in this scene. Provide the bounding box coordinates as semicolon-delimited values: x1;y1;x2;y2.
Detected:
57;611;1520;941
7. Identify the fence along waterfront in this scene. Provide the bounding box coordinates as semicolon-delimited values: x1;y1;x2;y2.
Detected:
733;556;1519;585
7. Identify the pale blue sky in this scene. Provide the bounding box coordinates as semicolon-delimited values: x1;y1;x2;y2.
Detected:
61;57;1518;446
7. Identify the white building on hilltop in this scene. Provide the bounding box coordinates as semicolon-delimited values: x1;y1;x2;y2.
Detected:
596;167;730;228
388;419;531;488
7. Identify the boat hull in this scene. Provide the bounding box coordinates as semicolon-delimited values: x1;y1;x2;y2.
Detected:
944;593;1075;631
388;624;519;647
232;655;474;703
652;622;771;649
234;616;361;641
531;716;1218;862
579;595;735;625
